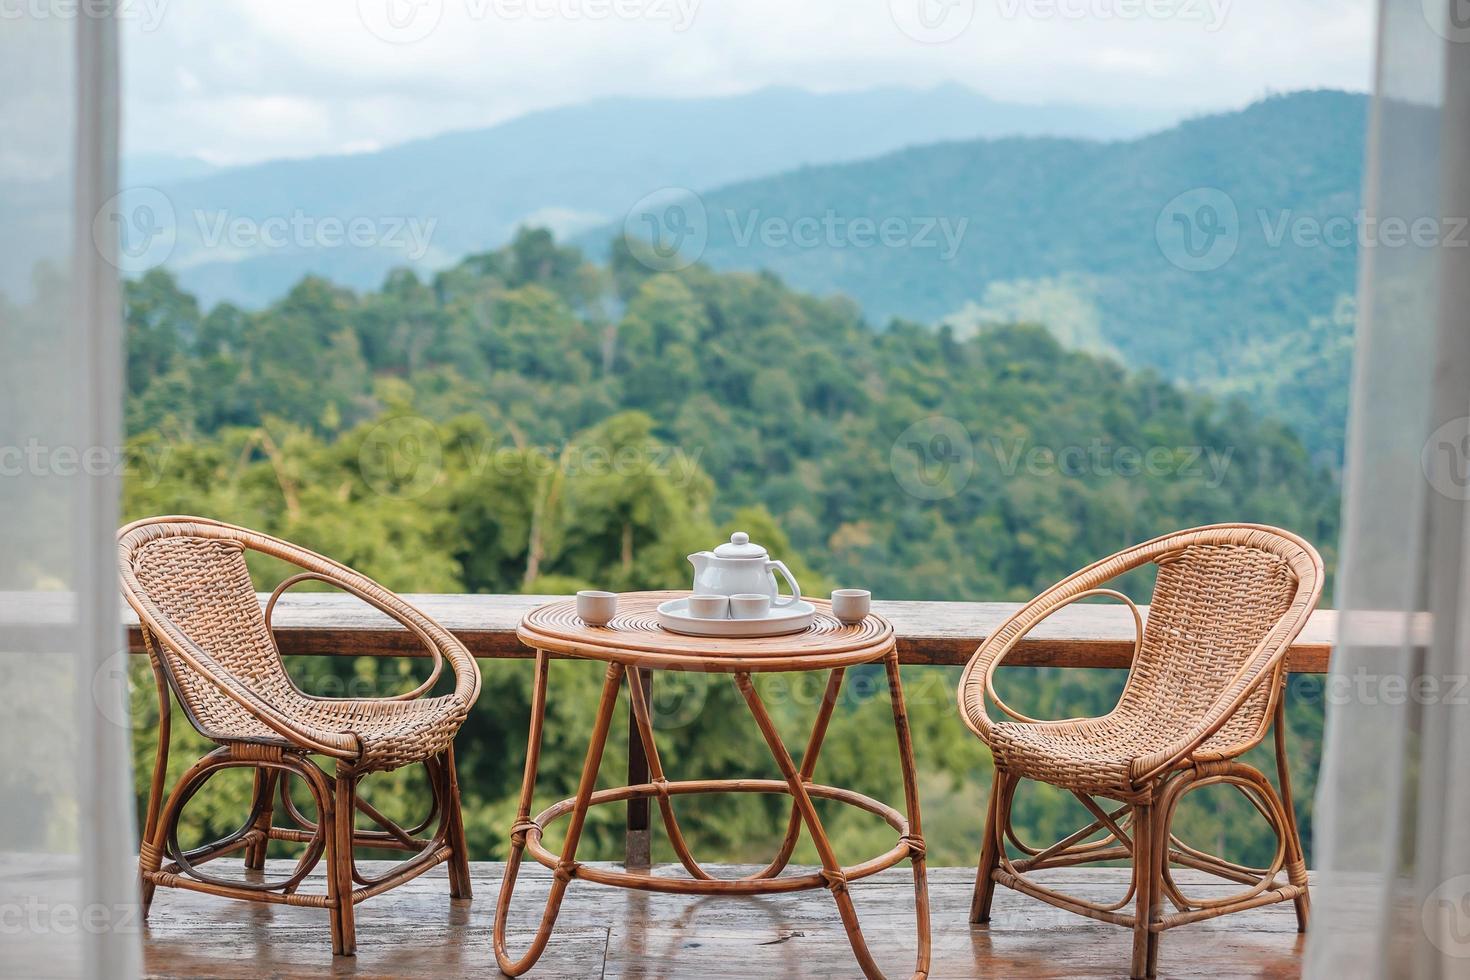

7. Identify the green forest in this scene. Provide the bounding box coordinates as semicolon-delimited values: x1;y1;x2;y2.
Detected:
122;228;1340;871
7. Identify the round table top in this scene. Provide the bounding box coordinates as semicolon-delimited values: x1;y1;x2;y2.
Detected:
516;591;895;672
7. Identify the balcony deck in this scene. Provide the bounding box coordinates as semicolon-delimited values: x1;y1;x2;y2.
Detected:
141;861;1306;978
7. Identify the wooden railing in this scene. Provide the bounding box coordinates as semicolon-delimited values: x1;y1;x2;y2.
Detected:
123;594;1337;669
123;594;1338;866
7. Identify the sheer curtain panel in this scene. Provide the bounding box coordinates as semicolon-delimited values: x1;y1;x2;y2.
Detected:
0;3;140;978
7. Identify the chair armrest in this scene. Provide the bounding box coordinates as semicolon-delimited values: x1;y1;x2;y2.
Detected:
263;570;446;702
958;588;1143;742
128;594;361;758
265;570;481;709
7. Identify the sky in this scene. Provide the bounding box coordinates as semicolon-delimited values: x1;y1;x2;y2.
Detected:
121;0;1375;168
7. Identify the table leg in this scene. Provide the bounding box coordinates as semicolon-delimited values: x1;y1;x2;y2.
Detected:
625;668;653;870
628;666;716;880
494;655;625;977
746;668;846;881
883;650;932;980
734;672;889;980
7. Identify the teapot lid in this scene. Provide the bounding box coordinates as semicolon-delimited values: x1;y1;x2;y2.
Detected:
713;531;767;558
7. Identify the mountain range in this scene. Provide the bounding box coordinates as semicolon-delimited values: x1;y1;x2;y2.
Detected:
126;84;1182;309
601;90;1367;389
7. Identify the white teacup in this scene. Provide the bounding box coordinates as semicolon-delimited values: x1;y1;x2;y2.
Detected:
576;590;617;626
688;594;730;619
730;593;771;620
831;589;871;625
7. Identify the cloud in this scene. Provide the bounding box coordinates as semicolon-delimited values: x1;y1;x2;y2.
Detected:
121;0;1374;166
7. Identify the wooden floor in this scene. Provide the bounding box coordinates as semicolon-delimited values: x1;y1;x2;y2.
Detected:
139;862;1307;979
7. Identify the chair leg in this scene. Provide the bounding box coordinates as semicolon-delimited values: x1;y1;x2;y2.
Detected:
139;650;172;917
1273;700;1310;932
441;747;473;901
1130;800;1158;980
244;768;278;871
971;770;1010;924
330;767;358;957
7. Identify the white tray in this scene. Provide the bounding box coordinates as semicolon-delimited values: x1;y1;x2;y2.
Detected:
656;596;817;637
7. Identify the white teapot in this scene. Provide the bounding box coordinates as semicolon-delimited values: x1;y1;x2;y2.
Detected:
687;532;802;607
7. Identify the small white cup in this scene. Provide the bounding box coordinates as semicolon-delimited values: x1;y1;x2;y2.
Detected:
576;590;617;627
729;593;771;620
688;594;730;619
831;589;871;625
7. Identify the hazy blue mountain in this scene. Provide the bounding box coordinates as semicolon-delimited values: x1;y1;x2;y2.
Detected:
135;85;1183;308
601;90;1367;399
123;154;218;187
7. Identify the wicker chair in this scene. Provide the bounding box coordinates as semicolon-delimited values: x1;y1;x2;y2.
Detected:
118;516;482;956
958;524;1322;979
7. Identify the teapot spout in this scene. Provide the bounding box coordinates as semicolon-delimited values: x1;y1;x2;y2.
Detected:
687;551;713;573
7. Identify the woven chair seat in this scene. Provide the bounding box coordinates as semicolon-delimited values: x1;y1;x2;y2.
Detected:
207;692;471;773
985;705;1265;798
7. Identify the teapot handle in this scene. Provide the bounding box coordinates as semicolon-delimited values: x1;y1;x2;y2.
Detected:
766;560;801;608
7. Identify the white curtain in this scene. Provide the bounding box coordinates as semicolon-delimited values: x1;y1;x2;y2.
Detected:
1307;0;1470;976
0;4;140;978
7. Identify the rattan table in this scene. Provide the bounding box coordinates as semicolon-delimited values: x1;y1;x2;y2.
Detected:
493;591;931;979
